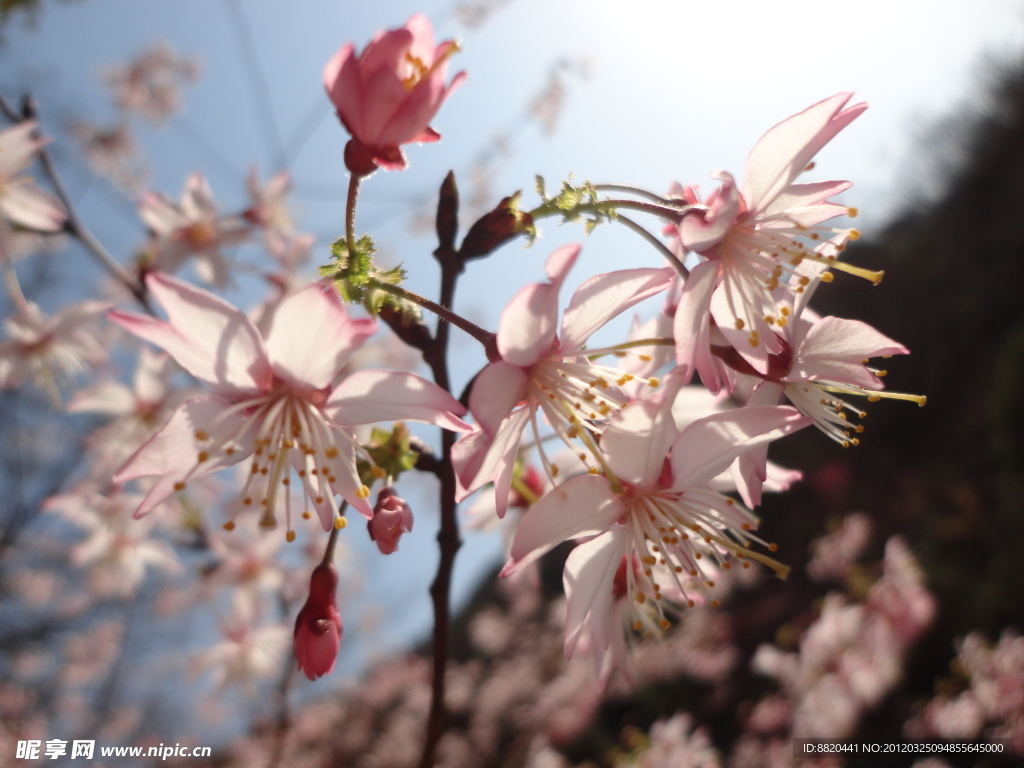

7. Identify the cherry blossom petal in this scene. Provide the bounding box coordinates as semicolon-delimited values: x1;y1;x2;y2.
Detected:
263;283;377;390
0;122;44;176
114;396;254;518
0;184;66;232
506;474;624;573
544;242;581;284
759;180;853;228
602;385;681;488
475;406;533;519
67;380;136;416
497;281;561;366
451;426;491;502
564;529;627;659
670;406;810;488
742;93;867;215
789;316;908;389
326;369;468;432
468;362;529;436
110;273;272;397
673;260;718;369
678;172;740;252
558;266;675;354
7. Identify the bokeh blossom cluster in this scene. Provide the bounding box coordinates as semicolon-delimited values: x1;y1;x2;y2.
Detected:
5;7;1019;768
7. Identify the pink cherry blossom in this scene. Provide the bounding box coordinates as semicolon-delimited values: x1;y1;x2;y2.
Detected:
368;487;413;555
0;122;66;259
0;299;109;405
673;94;879;383
103;42;202;124
715;274;923;445
505;375;809;665
294;562;342;680
323;14;467;173
139;173;249;286
109;273;468;531
452;243;675;518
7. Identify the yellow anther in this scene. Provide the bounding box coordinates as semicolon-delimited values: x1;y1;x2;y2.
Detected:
173;482;185;491
286;531;296;543
780;306;791;316
711;600;721;607
302;511;312;520
225;447;235;455
641;555;657;565
550;464;560;477
819;272;834;283
617;374;634;385
223;521;235;531
315;496;324;504
197;451;209;463
325;447;339;459
660;618;671;629
638;354;652;362
633;620;643;631
876;370;887;377
243;497;252;506
648;377;660;388
847;207;858;217
334;516;347;530
848;228;861;240
768;543;778;552
734;319;745;330
588;467;600;474
636;592;646;604
356;485;370;499
194;430;209;441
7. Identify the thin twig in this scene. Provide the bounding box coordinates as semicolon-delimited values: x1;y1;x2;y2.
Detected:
3;93;152;312
615;212;689;279
368;278;499;361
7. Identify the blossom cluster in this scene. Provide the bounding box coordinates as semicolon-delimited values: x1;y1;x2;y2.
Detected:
0;9;943;764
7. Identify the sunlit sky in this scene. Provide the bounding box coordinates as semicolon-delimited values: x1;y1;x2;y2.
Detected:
3;0;1024;678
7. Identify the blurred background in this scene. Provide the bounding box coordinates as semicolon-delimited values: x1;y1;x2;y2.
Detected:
2;1;1024;766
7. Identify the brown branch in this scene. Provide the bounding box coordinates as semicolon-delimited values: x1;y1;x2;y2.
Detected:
417;171;463;768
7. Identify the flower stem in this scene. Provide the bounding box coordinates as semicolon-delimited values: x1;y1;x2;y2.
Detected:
367;278;500;362
615;213;689;278
591;183;677;205
346;173;360;258
528;196;689;223
0;256;29;314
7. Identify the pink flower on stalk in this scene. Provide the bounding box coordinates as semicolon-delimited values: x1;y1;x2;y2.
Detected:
368;487;413;555
323;14;466;174
674;94;881;387
294;562;343;680
109;273;468;532
505;376;809;666
451;244;675;518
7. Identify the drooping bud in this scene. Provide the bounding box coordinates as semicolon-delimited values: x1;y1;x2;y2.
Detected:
367;487;414;555
293;563;342;680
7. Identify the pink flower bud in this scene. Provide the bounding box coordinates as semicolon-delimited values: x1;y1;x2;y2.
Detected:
322;14;466;175
368;488;413;555
293;563;342;680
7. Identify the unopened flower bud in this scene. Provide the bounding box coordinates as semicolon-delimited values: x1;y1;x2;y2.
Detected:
293;563;342;680
368;487;413;555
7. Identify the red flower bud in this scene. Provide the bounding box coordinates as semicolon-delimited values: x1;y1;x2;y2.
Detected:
368;488;413;555
293;563;342;680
